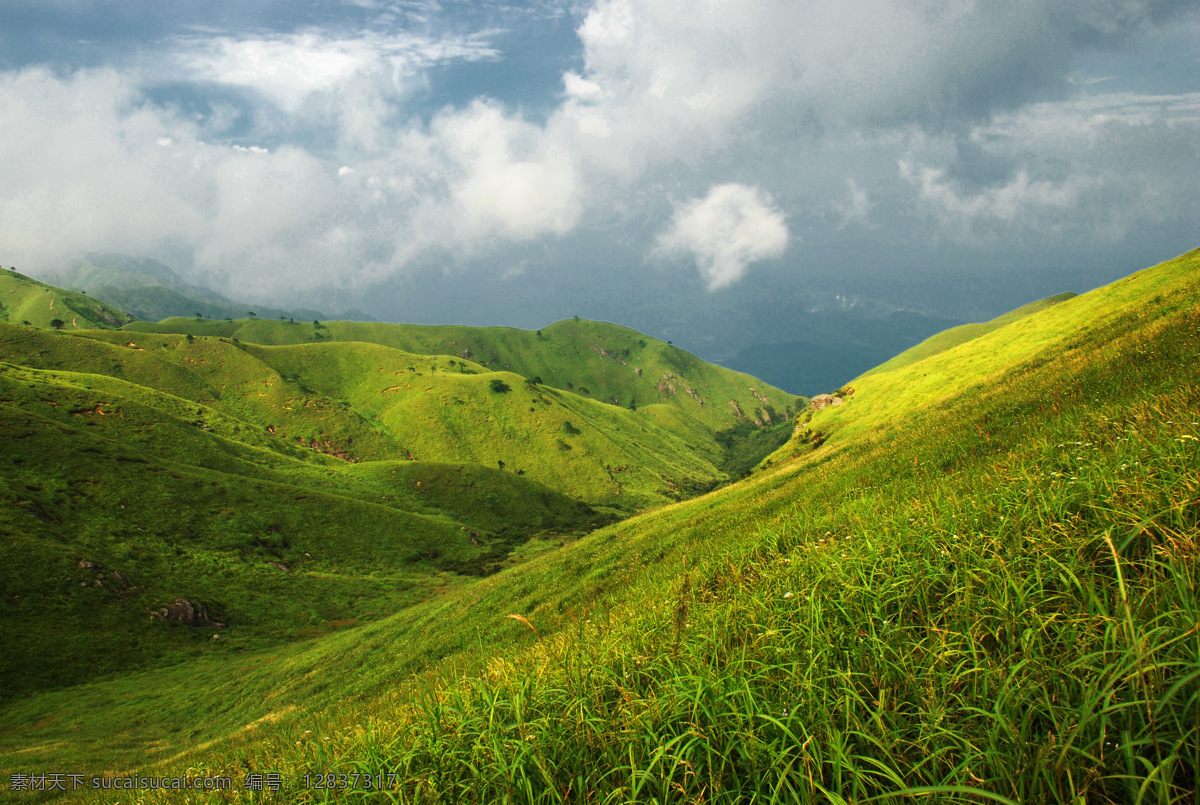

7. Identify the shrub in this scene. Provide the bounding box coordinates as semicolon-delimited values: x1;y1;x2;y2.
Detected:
489;379;512;394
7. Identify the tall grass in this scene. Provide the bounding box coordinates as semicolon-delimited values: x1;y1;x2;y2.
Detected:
6;250;1199;803
105;251;1197;804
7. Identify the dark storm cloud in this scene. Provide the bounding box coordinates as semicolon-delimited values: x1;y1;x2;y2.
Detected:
0;0;1196;350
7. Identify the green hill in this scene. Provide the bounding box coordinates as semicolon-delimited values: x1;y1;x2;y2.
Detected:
123;316;798;435
0;293;799;705
1;323;784;511
0;270;133;330
858;291;1077;378
2;249;1198;802
0;352;611;697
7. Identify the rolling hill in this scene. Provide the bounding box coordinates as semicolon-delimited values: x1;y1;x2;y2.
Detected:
122;316;797;435
1;248;1198;803
0;270;132;330
0;288;801;706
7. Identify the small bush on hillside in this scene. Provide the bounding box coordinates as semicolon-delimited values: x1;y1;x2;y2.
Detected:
489;379;512;394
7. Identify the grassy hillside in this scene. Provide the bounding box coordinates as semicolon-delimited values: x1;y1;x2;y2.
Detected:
0;302;795;705
859;291;1076;378
0;270;133;330
123;317;799;438
0;355;608;698
2;248;1196;803
0;325;742;511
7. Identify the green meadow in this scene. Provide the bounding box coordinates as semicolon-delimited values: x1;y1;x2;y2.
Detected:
1;249;1198;803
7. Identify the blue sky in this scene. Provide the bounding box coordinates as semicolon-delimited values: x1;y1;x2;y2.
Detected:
1;0;1198;367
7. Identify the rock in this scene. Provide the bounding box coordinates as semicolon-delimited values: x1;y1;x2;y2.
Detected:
267;561;290;572
156;598;226;628
811;394;844;411
112;571;133;588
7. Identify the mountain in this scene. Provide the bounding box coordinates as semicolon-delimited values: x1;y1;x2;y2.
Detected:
2;248;1198;802
38;252;960;396
41;253;346;324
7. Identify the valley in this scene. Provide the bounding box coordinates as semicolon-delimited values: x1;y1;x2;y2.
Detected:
1;249;1198;802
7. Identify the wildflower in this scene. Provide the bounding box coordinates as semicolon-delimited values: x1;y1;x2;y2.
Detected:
783;592;794;599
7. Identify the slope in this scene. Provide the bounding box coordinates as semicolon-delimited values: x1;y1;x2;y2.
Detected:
122;316;800;440
858;291;1077;378
3;247;1196;802
0;356;607;698
0;270;132;330
1;325;730;510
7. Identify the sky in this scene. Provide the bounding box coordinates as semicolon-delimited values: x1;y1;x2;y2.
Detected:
1;0;1198;371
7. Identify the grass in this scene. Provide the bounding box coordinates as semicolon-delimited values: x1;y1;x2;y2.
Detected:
0;272;132;331
0;350;609;700
3;322;796;511
860;292;1077;378
1;248;1198;802
121;316;798;441
0;302;794;713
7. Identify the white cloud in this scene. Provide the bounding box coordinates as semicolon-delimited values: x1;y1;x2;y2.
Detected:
436;102;582;242
901;161;1086;223
174;29;499;111
0;0;1196;309
655;183;789;290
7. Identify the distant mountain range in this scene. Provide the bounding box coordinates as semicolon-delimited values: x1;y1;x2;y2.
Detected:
28;252;972;396
41;253;375;325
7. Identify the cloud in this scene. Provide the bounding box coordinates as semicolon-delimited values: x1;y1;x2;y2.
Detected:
436;101;581;242
174;29;500;111
655;184;789;290
0;0;1196;312
897;91;1200;244
834;179;872;230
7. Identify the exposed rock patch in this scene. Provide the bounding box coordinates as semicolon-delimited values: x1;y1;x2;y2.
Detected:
150;598;226;628
811;394;845;410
